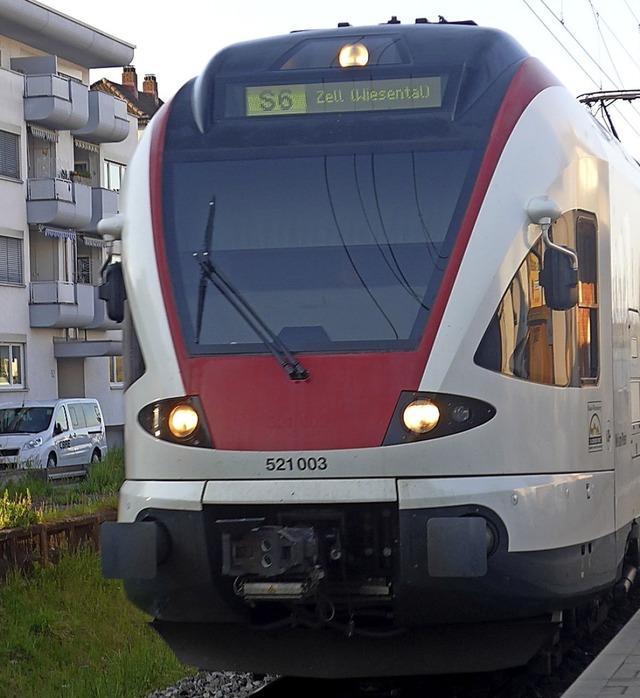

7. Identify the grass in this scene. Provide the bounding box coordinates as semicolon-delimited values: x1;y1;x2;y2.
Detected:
0;546;190;698
0;449;192;696
0;447;124;529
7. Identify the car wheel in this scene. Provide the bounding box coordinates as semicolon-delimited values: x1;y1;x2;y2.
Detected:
46;453;56;469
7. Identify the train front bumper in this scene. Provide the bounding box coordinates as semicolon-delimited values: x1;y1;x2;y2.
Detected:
101;472;617;624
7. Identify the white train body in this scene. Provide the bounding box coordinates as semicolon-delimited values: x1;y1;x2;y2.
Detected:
101;21;640;677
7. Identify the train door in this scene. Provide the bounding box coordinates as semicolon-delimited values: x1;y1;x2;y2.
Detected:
560;211;614;471
608;168;640;543
609;305;640;535
475;206;614;477
628;310;640;461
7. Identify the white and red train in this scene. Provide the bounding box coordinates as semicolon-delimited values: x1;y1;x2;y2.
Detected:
101;18;640;677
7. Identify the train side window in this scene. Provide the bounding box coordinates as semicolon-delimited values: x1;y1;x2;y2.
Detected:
576;215;599;384
475;210;598;387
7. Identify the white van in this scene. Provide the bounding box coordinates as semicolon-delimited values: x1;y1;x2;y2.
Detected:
0;398;107;478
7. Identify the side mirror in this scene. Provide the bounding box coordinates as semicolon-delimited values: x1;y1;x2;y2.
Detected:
527;197;578;311
54;422;63;435
539;247;578;311
99;261;127;322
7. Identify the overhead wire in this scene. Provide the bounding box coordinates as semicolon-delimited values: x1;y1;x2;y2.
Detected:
587;0;624;87
522;0;640;147
598;13;640;76
521;0;601;89
525;0;621;88
584;0;640;142
622;0;640;25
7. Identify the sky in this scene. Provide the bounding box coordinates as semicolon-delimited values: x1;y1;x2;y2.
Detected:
39;0;640;153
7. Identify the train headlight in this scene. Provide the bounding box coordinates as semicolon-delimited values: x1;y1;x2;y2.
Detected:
402;400;440;434
339;43;369;67
139;397;213;448
383;391;497;445
168;404;199;439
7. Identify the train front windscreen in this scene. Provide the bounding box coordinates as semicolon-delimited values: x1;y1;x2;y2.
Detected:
159;26;529;358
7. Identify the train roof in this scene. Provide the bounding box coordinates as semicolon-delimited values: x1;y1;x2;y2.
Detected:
209;21;530;77
181;21;539;135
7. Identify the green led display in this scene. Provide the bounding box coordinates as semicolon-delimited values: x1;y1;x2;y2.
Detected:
245;77;442;116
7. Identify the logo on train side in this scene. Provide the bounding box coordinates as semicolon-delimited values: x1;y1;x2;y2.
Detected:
588;401;603;453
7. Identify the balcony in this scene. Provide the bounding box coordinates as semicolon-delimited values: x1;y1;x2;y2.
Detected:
72;92;129;143
53;338;123;359
23;74;89;131
86;285;121;330
29;282;94;328
27;178;92;229
79;188;119;234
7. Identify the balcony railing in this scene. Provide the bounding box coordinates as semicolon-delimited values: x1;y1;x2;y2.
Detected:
30;281;76;304
23;74;89;131
27;178;92;229
29;282;94;328
29;282;121;330
72;92;129;143
79;188;119;233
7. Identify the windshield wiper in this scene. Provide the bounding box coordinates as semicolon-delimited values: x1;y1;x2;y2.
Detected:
194;196;309;382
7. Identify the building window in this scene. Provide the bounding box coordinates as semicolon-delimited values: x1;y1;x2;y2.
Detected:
0;344;24;388
103;160;126;192
0;235;23;285
109;355;124;386
77;255;92;284
0;130;20;180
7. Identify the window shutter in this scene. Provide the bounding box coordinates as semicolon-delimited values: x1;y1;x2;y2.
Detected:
0;236;23;284
0;130;20;179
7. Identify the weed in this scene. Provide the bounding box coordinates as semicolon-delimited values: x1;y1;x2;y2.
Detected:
0;490;41;529
78;447;125;495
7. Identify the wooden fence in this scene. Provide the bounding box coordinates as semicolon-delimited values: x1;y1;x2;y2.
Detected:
0;509;116;580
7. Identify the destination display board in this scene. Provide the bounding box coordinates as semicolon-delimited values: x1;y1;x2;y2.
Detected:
245;77;442;117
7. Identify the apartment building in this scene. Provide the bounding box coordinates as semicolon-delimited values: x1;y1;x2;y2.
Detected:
0;0;137;445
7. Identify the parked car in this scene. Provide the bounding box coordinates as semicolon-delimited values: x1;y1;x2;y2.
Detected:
0;398;107;478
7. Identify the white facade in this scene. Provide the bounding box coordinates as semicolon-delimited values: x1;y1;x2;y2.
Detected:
0;1;136;445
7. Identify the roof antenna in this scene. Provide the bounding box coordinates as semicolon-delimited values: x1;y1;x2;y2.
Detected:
387;16;401;24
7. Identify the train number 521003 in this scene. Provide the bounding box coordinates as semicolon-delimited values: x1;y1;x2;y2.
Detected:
265;456;328;472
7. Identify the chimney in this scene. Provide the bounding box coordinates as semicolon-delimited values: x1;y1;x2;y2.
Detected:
121;65;138;98
143;74;159;105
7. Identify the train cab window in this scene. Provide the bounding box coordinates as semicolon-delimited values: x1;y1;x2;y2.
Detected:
474;210;599;387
